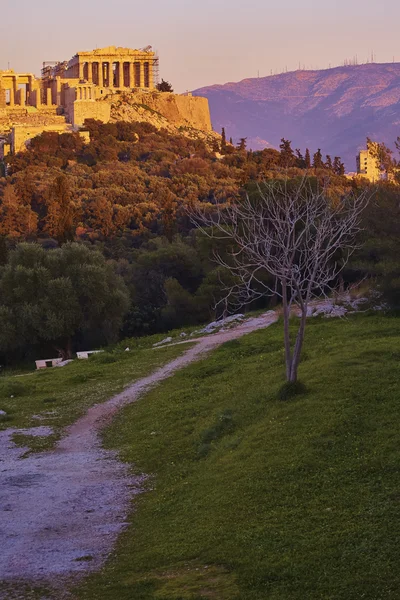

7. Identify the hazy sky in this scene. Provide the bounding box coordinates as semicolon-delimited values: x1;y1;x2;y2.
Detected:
1;0;400;91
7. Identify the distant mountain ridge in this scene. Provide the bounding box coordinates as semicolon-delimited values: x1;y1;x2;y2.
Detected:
194;63;400;170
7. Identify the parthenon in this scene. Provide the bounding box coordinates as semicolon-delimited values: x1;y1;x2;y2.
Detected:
1;46;157;109
0;46;159;155
1;45;212;159
46;46;156;89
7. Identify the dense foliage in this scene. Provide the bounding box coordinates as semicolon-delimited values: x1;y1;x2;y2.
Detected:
0;125;399;362
0;243;129;361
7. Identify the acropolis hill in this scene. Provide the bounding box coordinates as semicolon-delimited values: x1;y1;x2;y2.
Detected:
0;46;213;156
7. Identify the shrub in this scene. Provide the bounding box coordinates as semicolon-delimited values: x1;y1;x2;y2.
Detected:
0;380;32;398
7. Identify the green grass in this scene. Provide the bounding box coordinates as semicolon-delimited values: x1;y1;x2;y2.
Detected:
0;343;188;452
76;314;400;600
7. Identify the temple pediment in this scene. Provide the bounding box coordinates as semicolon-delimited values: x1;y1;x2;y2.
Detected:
77;46;153;57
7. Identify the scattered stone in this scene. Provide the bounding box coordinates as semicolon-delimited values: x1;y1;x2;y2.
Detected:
13;426;54;438
153;337;173;347
199;314;245;334
55;359;74;368
125;348;130;352
179;332;187;338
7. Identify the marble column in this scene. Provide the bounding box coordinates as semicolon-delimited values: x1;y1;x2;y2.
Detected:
115;62;121;88
129;62;134;88
139;62;144;88
88;62;93;83
98;62;104;87
106;62;111;87
9;80;15;106
79;61;84;80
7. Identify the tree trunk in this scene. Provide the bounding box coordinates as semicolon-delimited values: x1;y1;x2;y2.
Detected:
57;337;73;361
282;281;292;381
289;306;307;382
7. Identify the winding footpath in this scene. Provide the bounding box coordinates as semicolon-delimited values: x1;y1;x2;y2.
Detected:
0;311;278;596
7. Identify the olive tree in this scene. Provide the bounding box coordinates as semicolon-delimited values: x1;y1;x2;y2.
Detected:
0;242;129;359
191;179;369;383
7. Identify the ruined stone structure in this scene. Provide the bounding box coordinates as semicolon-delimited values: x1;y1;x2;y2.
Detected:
0;46;212;158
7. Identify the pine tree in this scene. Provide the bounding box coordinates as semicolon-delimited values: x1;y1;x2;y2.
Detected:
325;155;333;170
312;149;324;169
333;157;345;175
305;148;311;169
295;149;305;168
279;139;296;168
237;138;247;152
221;128;227;153
156;79;174;92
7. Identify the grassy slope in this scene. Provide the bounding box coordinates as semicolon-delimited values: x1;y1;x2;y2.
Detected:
77;314;400;600
0;340;188;452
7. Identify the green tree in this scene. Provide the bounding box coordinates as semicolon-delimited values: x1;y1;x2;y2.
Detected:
0;243;129;359
295;149;306;168
279;139;296;168
333;156;345;175
45;175;79;244
312;149;324;169
305;148;311;169
367;138;395;175
0;237;8;266
156;79;174;92
221;128;227;154
237;138;247;152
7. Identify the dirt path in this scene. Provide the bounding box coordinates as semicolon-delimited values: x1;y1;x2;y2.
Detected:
0;311;278;596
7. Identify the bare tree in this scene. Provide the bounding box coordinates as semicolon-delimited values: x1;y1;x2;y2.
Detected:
191;179;369;383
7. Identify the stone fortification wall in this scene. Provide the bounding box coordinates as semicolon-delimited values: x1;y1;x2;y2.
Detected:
72;101;111;127
107;91;212;132
11;124;72;153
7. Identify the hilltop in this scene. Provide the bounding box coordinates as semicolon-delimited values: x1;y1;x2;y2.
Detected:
194;63;400;169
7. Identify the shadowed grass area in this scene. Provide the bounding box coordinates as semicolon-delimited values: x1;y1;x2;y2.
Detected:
0;342;189;452
76;314;400;600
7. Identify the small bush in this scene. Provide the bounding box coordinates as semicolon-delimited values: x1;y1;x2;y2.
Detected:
0;380;32;398
277;380;307;401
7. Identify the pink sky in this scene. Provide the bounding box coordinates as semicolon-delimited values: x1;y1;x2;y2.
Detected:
1;0;399;91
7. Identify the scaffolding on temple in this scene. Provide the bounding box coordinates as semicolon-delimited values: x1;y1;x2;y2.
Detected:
41;62;58;79
153;54;160;88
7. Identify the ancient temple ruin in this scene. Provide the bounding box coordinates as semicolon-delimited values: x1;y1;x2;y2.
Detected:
0;46;160;155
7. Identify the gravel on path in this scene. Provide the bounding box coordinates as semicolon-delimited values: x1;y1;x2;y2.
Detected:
0;310;278;596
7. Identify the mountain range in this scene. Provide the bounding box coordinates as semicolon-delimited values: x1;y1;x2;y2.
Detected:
194;63;400;171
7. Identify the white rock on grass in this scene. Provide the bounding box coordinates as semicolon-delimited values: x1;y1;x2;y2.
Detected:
55;359;74;368
199;314;245;334
153;337;173;347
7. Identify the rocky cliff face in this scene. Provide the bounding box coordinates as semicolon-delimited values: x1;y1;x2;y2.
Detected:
106;91;217;145
194;63;400;169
